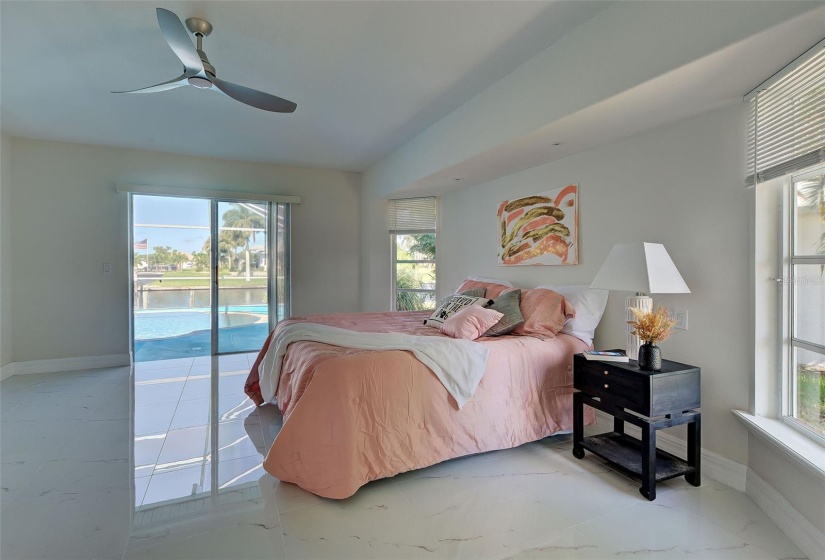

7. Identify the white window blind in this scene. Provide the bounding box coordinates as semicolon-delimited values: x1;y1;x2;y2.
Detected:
388;197;436;233
746;40;825;187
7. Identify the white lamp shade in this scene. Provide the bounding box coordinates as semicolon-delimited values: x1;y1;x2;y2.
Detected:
589;243;690;294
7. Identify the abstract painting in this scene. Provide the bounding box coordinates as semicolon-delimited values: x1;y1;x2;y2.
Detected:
497;184;578;266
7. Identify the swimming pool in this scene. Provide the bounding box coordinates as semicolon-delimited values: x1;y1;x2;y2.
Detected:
134;308;266;340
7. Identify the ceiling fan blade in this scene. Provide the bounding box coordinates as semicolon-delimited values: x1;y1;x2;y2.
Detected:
211;77;297;113
111;73;191;94
156;8;204;73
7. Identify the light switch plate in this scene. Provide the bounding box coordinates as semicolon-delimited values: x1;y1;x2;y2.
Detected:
674;309;688;330
103;263;111;274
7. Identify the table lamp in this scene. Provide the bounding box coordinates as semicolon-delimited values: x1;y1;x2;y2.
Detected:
590;242;690;360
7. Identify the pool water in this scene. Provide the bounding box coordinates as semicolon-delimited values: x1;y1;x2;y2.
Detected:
134;309;264;340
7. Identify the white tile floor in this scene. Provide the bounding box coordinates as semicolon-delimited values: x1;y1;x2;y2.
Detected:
0;356;809;560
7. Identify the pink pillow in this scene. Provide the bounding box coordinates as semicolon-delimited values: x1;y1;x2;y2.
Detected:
440;305;504;340
456;279;511;299
512;288;575;339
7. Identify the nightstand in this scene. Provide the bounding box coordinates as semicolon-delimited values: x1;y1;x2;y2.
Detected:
572;353;701;501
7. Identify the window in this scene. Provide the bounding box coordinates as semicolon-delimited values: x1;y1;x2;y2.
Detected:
389;197;436;311
747;40;825;444
785;169;825;440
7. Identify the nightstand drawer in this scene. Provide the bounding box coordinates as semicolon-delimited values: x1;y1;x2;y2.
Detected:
575;362;644;409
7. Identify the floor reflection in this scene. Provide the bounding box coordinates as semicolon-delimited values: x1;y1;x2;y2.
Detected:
130;353;281;543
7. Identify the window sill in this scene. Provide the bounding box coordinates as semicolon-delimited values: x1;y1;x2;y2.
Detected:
733;410;825;483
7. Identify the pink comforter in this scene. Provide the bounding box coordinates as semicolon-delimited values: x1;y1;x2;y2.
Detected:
245;311;594;499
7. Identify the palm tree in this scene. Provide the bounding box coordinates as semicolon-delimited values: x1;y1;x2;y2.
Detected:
202;233;236;271
221;204;266;281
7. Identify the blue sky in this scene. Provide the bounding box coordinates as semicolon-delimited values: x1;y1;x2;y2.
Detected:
133;195;211;255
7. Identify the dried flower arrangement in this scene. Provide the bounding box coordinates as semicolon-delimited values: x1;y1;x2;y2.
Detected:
627;305;678;344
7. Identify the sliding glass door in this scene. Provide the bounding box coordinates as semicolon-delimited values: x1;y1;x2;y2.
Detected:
215;201;269;354
131;195;290;361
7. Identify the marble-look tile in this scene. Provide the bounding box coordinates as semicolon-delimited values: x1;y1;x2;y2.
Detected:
0;384;34;414
219;394;258;423
179;377;212;401
134;403;177;436
0;487;17;510
15;455;130;501
179;374;247;401
557;502;777;559
0;486;132;559
134;380;185;406
280;484;441;559
154;426;211;474
134;358;194;371
50;416;131;463
134;366;191;383
270;478;325;513
169;398;212;430
134;475;151;508
217;418;263;462
403;476;571;560
0;418;83;493
141;463;212;506
513;470;646;526
657;479;806;560
217;455;267;490
125;511;285;560
0;362;809;560
134;433;166;478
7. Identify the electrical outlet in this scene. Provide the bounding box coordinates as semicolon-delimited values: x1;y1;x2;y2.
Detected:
103;263;111;274
674;309;688;330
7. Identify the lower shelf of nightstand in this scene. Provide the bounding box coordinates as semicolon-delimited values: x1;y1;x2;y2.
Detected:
581;432;695;482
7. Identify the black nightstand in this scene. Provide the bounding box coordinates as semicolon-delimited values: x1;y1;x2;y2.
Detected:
572;353;701;501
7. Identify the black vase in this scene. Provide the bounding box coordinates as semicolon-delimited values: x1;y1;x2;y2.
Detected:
638;342;662;371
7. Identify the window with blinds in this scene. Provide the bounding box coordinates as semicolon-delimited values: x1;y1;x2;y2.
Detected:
388;197;437;311
388;197;437;233
745;40;825;186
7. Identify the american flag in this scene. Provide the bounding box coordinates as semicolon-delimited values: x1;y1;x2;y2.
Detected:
134;239;148;250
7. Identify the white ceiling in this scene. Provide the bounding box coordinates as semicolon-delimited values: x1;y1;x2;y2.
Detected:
0;1;610;171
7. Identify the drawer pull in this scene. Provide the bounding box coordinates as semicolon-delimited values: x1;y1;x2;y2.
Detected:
604;370;609;375
604;383;609;389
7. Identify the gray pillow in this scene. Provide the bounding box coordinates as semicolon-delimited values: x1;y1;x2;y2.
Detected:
458;287;486;298
482;289;524;336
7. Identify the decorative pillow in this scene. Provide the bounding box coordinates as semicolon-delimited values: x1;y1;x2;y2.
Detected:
424;295;491;329
537;284;608;346
512;288;576;339
468;276;514;287
457;287;486;298
482;289;524;336
456;278;513;299
441;306;504;340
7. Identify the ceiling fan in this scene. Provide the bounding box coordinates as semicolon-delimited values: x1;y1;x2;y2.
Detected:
113;8;297;113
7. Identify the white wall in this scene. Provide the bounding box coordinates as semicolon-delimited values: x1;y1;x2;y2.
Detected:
8;138;361;363
0;133;12;367
364;102;752;465
749;437;825;534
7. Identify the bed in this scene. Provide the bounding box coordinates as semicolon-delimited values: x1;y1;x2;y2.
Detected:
244;307;597;499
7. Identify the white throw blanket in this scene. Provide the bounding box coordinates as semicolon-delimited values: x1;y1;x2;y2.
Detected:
257;322;490;409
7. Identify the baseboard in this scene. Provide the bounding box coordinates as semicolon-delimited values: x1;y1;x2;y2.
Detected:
593;410;747;492
2;354;131;378
0;362;13;381
746;469;825;560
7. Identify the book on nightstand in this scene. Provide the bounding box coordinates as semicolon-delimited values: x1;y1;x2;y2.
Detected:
582;350;629;362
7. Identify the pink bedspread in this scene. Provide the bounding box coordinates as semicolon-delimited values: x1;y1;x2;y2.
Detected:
245;311;595;499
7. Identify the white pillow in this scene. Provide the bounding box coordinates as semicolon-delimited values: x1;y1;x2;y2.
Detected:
537;284;608;346
423;294;491;329
468;276;514;287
